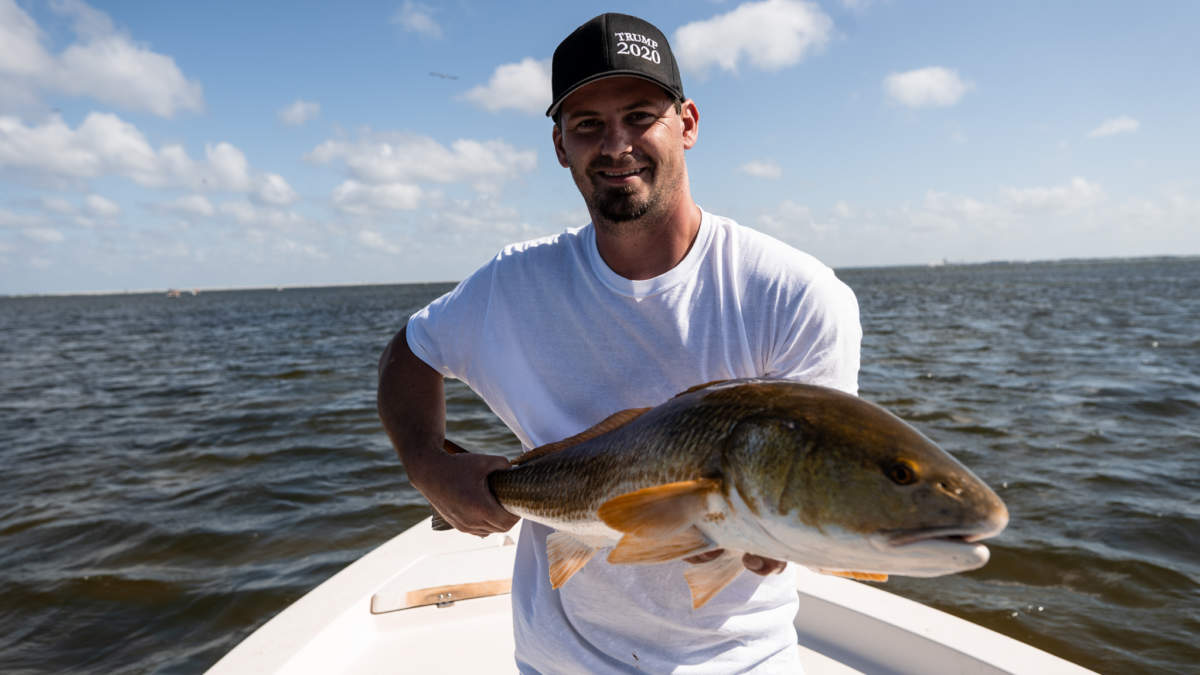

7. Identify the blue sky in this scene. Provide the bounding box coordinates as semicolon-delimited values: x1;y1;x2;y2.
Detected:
1;0;1196;294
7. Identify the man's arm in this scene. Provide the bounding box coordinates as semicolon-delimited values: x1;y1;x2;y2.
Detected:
377;325;518;537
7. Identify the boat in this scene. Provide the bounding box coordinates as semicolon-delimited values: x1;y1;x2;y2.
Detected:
208;518;1095;674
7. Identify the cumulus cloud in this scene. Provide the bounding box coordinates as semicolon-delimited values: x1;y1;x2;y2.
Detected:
163;194;215;217
357;229;405;255
884;67;970;108
758;199;834;238
333;180;423;215
738;160;782;179
24;227;65;243
278;99;321;126
0;113;298;201
0;0;203;117
392;1;442;38
308;131;535;212
256;173;299;205
1002;177;1104;212
1087;115;1139;138
218;200;303;228
84;193;119;217
462;58;551;115
674;0;833;76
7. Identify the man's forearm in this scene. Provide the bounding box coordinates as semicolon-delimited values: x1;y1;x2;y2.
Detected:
376;325;519;535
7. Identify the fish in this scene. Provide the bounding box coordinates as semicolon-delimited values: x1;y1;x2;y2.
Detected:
436;378;1009;609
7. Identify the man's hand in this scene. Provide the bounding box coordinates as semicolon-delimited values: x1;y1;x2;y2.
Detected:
408;449;518;537
683;549;787;576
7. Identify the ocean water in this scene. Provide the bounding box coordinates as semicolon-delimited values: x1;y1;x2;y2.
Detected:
1;258;1197;673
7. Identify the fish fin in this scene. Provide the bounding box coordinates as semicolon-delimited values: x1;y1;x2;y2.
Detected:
607;526;713;564
819;569;889;582
546;532;598;589
443;438;470;454
683;551;745;608
512;408;651;466
597;478;721;537
674;379;734;397
430;509;453;531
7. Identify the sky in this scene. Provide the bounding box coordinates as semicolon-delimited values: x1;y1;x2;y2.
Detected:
1;0;1197;295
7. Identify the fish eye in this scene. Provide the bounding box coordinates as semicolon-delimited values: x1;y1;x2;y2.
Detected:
885;460;918;486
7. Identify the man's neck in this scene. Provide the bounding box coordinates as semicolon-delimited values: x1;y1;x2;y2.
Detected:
592;200;702;281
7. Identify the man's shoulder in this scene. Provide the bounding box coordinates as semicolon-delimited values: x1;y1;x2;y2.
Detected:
705;211;834;284
490;225;588;270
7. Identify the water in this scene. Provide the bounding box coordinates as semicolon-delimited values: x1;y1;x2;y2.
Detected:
2;259;1197;674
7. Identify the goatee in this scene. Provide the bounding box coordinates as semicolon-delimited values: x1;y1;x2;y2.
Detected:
593;186;652;223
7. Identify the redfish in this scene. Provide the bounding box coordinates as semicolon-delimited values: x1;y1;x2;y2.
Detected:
440;379;1008;608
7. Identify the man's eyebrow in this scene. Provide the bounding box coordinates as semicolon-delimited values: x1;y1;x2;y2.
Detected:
565;99;667;121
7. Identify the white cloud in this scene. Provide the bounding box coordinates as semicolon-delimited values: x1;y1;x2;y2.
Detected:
0;0;203;117
462;58;551;115
84;193;119;217
279;99;320;126
1087;115;1139;138
0;207;43;228
884;67;970;108
163;194;215;217
256;173;299;206
738;159;782;179
1002;177;1104;212
218;200;303;228
392;1;442;38
758;199;833;238
0;113;297;199
357;229;405;255
309;132;536;187
24;227;65;243
332;180;423;214
674;0;833;76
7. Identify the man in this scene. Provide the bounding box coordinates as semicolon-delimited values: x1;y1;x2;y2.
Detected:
378;12;861;673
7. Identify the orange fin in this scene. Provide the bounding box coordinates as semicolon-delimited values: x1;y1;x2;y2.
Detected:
546;532;598;589
820;569;889;582
683;551;745;608
512;408;651;466
607;526;712;564
597;478;721;537
443;438;470;454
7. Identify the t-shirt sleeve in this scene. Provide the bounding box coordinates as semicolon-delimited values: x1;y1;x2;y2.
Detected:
768;267;862;395
405;260;495;381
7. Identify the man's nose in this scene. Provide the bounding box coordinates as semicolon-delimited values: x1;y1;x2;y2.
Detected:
599;123;633;158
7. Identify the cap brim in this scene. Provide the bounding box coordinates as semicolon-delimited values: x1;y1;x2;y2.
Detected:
545;71;685;117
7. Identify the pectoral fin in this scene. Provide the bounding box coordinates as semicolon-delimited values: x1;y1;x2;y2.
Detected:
597;478;721;538
607;526;713;564
683;551;745;608
546;532;598;589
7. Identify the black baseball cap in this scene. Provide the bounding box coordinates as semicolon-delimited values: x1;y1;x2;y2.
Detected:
546;13;684;118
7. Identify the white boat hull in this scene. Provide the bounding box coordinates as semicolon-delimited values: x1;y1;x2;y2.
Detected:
209;519;1093;674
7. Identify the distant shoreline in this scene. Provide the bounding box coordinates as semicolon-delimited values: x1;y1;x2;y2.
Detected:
4;254;1197;299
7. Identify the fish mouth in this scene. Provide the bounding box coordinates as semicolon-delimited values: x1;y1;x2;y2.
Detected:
885;522;1004;548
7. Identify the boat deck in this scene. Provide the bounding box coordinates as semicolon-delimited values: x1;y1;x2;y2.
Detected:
209;520;1094;674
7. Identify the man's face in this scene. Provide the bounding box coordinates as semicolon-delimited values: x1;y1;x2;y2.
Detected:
553;77;698;227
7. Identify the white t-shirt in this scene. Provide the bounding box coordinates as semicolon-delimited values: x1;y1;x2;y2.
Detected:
407;210;861;674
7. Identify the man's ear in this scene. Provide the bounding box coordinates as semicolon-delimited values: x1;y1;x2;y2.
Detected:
552;124;569;167
680;100;699;150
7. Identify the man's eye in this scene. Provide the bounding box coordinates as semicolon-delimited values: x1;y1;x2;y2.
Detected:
628;112;655;123
574;120;601;131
